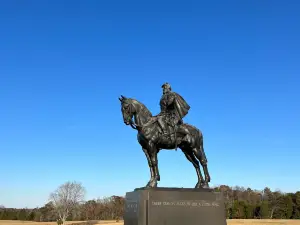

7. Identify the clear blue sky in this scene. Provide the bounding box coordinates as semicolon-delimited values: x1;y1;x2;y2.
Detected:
1;1;299;208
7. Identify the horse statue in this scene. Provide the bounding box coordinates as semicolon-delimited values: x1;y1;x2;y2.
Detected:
119;95;211;189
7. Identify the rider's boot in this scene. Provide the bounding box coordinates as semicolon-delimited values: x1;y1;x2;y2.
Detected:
158;118;168;135
162;126;171;140
160;123;172;141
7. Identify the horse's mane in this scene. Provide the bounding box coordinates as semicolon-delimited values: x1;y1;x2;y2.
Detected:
130;98;152;117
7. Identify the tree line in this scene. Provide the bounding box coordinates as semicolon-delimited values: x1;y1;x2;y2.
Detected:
0;196;124;222
1;183;299;222
216;185;300;219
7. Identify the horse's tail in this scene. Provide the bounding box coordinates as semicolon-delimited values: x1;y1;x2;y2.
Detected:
197;129;208;164
191;125;201;148
197;129;202;149
186;123;202;149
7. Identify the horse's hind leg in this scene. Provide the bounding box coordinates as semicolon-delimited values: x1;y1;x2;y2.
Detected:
181;147;204;188
192;147;210;188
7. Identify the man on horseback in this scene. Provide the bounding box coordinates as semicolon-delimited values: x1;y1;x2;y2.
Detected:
156;83;191;141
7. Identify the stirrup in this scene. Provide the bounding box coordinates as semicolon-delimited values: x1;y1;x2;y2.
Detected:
162;132;171;140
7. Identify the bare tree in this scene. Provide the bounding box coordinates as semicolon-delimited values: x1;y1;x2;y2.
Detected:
49;181;86;224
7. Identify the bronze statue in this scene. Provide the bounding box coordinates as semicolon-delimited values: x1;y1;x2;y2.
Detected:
119;83;211;188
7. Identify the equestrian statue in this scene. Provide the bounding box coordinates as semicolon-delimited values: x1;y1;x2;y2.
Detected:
119;83;211;188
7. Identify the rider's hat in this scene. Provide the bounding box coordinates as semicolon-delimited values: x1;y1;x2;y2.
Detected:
161;82;171;90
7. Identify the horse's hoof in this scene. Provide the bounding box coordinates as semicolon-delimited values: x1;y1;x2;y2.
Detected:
149;180;157;188
146;180;157;188
201;183;210;189
150;183;157;188
195;182;201;188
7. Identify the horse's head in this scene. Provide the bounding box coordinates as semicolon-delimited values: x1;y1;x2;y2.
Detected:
119;95;152;129
119;95;135;125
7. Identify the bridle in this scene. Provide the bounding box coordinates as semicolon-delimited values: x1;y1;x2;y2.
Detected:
123;100;139;130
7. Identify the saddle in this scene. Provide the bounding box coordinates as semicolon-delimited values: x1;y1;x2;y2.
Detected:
143;116;180;138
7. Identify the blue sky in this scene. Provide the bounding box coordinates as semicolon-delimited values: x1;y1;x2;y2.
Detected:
1;1;299;208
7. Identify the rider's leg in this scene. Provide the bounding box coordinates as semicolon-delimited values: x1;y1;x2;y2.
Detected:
158;116;168;135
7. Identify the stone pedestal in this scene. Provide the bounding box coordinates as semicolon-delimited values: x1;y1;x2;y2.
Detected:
124;187;227;225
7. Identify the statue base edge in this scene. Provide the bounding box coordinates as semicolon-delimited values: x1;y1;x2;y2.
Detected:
134;186;214;192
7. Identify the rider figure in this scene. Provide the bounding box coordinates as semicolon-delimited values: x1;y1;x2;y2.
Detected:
157;83;190;140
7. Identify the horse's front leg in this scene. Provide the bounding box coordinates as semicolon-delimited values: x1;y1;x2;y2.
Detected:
147;142;159;188
142;148;155;187
153;150;160;181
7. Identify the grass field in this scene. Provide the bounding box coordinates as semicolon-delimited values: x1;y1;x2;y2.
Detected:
1;220;300;225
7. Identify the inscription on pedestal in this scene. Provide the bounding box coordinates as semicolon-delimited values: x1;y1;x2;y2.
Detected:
151;200;220;207
125;201;138;213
